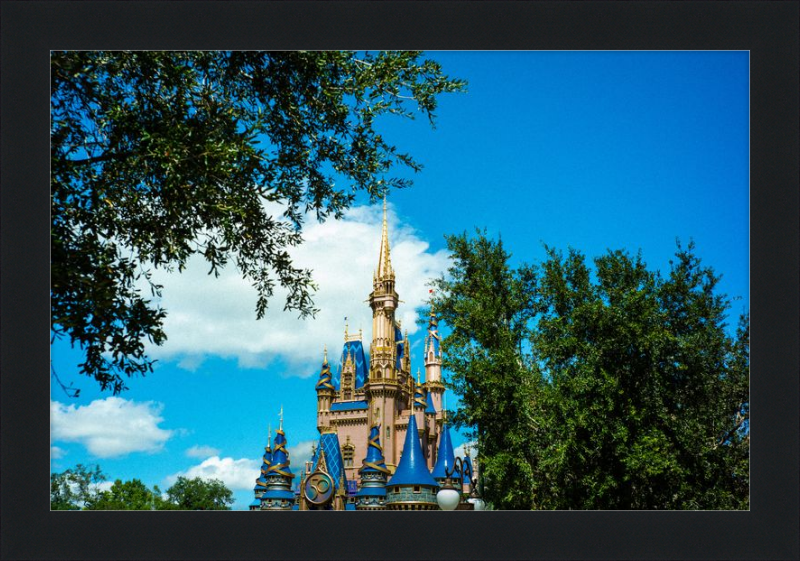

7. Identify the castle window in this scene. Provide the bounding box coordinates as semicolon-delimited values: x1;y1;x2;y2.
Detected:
413;486;421;494
343;443;355;468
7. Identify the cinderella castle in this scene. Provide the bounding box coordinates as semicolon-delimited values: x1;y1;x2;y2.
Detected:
250;200;473;510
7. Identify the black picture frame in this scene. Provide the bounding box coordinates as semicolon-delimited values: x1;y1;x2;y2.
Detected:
2;1;797;559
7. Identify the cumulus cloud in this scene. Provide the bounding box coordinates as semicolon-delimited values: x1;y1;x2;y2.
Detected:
287;439;316;467
185;445;221;459
51;446;66;460
141;202;449;374
166;456;260;491
50;397;174;458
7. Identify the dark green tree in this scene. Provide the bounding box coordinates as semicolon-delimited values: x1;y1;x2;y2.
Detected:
51;51;465;393
160;476;234;510
429;231;540;509
50;464;107;510
87;478;160;510
432;232;749;510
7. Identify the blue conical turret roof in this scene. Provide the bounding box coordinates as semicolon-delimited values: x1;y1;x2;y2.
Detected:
425;391;436;414
431;422;456;480
387;414;438;487
315;350;335;391
360;425;389;474
266;428;293;478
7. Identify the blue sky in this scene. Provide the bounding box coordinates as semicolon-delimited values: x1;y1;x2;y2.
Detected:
50;51;749;510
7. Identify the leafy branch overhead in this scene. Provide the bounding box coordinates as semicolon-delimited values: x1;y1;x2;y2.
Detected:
51;51;466;394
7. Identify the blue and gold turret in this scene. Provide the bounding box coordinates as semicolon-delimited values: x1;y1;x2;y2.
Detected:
260;409;296;510
355;423;390;510
385;413;439;510
431;420;456;487
250;424;273;510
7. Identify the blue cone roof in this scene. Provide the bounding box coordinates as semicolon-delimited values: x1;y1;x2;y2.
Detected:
431;422;456;480
315;356;334;391
387;414;438;487
266;429;292;477
360;425;388;474
425;391;436;414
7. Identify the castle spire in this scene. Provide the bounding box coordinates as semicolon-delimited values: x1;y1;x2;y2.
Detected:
376;196;393;280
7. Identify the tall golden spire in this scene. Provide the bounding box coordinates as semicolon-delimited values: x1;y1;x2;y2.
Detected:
376;196;393;280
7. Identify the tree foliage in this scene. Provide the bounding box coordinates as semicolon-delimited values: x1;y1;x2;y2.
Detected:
51;466;235;510
89;478;161;510
51;51;465;393
432;232;749;510
50;463;107;510
160;476;234;510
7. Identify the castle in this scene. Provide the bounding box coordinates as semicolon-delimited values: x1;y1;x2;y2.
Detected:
251;200;467;510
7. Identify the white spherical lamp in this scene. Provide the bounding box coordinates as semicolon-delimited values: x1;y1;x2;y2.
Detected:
468;497;485;511
436;486;461;511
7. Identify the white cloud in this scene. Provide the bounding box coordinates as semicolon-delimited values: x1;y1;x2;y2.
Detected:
453;441;477;461
185;445;221;458
50;397;174;458
51;446;66;459
287;439;316;467
141;202;449;375
166;456;260;491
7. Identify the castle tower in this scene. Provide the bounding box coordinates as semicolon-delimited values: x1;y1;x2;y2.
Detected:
355;424;390;510
315;348;335;432
250;425;272;510
260;414;296;510
366;198;402;468
385;413;439;510
431;420;456;487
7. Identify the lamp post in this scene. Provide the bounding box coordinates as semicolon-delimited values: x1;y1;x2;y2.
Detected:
436;456;484;511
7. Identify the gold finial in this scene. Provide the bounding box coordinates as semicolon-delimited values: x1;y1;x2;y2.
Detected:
376;195;392;278
279;405;284;431
323;345;328;363
417;369;421;384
